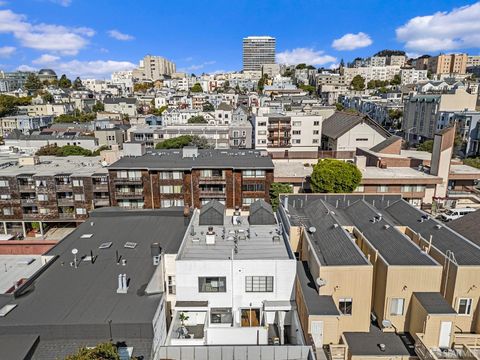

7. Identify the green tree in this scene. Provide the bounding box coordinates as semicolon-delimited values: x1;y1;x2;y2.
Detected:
133;82;154;92
36;144;94;156
190;83;203;93
202;102;214;111
92;101;105;112
0;95;32;116
24;73;43;92
299;84;316;95
257;74;269;92
72;77;83;90
350;75;365;91
335;103;344;111
58;74;72;88
417;140;434;153
188;115;207;124
155;135;211;149
42;92;54;104
152;105;168;116
464;158;480;169
54;112;96;123
295;63;307;69
387;109;403;121
92;145;110;156
269;183;293;211
390;74;401;86
310;159;362;193
367;80;376;89
65;342;120;360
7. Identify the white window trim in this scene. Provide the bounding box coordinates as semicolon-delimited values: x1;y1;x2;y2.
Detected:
457;298;473;316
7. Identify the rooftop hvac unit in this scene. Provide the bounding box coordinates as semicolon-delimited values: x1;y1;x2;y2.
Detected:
206;230;216;245
272;235;281;243
316;278;327;287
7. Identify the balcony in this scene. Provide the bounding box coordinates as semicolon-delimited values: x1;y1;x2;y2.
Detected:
93;184;109;192
115;191;144;199
114;177;142;184
18;184;36;192
58;213;75;220
167;311;206;346
23;213;42;220
199;190;226;198
93;198;110;207
198;177;226;184
20;198;36;206
268;123;291;130
57;198;74;206
415;333;480;360
56;184;72;192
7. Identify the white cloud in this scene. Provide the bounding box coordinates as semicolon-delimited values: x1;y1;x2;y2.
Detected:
332;32;372;51
33;54;60;64
48;0;72;6
17;64;37;71
276;48;336;66
58;59;136;78
0;9;94;55
180;60;216;72
107;29;134;41
0;46;15;57
396;2;480;52
406;52;421;59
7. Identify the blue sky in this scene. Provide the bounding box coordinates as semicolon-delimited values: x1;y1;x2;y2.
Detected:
1;0;479;78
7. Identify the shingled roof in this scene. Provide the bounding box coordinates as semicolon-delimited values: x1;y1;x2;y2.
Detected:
322;111;390;140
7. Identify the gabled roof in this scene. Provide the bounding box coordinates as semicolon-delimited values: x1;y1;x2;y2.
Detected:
199;200;225;226
322;111;390;140
370;135;402;154
217;102;233;111
249;199;275;225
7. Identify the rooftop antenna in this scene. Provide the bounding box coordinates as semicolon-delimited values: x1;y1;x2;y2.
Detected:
71;248;78;269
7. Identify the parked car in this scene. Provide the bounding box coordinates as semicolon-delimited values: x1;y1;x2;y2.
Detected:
440;208;476;222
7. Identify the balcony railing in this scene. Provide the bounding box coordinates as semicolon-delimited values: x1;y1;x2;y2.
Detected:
18;184;36;192
58;213;75;219
113;177;142;184
115;191;144;199
20;198;36;206
92;184;109;192
93;198;110;207
198;177;226;183
199;190;226;198
56;184;72;192
267;124;291;130
57;198;74;206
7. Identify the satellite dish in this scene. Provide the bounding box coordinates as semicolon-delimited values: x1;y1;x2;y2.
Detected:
316;277;327;287
71;248;78;255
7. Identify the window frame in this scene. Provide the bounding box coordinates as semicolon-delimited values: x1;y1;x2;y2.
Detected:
458;298;472;316
245;276;274;293
339;298;353;316
198;276;227;293
390;298;405;316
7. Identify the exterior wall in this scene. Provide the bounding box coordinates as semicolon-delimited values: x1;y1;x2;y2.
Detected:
335;123;387;151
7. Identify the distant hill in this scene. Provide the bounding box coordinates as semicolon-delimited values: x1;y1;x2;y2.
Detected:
373;49;406;57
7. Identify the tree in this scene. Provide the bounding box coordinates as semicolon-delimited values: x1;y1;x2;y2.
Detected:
202;102;214;111
72;77;83;90
65;342;120;360
295;63;307;69
417;140;434;153
58;74;72;88
350;75;365;91
340;58;345;68
133;82;153;92
299;84;316;95
367;80;376;89
152;105;168;116
0;95;32;116
310;159;362;193
42;92;54;104
54;112;96;123
269;183;293;211
390;74;401;86
92;101;104;112
373;49;406;57
335;103;344;111
257;74;268;92
188;115;207;124
306;65;316;70
190;83;203;93
464;158;480;169
36;144;94;156
387;109;403;121
155;135;211;149
24;74;42;92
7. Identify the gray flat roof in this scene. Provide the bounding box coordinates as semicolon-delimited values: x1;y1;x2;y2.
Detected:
447;209;480;247
384;200;480;266
0;207;188;331
109;149;274;170
0;255;44;293
413;292;456;314
0;334;39;360
296;261;340;316
178;210;292;261
344;326;415;356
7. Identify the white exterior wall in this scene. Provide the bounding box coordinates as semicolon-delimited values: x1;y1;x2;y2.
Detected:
335;122;387;151
175;258;296;320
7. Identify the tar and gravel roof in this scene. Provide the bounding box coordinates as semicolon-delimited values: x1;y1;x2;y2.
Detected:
109;149;274;170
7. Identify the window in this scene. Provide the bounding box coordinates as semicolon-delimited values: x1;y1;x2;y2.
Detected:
3;208;13;215
37;194;48;201
39;208;50;215
293;121;301;126
211;308;233;324
74;194;85;201
312;139;319;144
292;130;301;135
200;169;224;178
258;130;267;135
242;183;265;192
390;298;405;316
76;208;87;215
313;130;319;135
377;185;389;193
401;185;413;192
356;138;369;141
0;180;8;187
242;197;261;206
242;170;265;178
245;276;273;292
159;171;183;180
354;185;365;193
167;276;176;295
339;298;353;315
313;121;320;126
293;139;301;144
161;199;184;207
458;298;472;315
198;277;226;292
72;179;83;187
160;185;182;194
0;194;11;200
35;180;47;187
258;121;267;127
118;171;128;179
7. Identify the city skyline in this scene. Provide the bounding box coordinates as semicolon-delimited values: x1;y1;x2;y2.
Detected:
0;0;479;78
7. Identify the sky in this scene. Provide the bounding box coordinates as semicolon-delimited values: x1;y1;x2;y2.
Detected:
0;0;480;79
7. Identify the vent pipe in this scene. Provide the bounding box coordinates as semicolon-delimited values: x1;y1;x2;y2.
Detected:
283;196;289;212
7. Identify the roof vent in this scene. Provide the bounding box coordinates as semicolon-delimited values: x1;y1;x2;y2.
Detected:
384;224;390;229
0;304;17;317
382;319;392;329
333;224;339;229
124;242;137;249
206;228;216;245
435;224;442;229
316;277;327;287
81;234;93;239
272;235;281;243
99;242;112;249
308;226;317;234
378;344;386;352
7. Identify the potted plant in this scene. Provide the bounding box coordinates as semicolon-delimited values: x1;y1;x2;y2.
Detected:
179;312;189;326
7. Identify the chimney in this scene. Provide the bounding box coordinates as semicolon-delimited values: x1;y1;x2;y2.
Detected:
354;155;367;171
431;125;455;198
151;243;161;266
117;273;128;294
206;226;216;245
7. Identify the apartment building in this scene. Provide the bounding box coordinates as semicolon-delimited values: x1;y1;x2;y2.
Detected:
428;54;468;75
365;56;387;67
243;36;276;72
403;89;477;140
132;55;176;81
108;147;273;210
166;200;300;346
387;55;407;67
278;193;480;359
253;113;323;152
0;115;53;137
0;156;110;237
400;68;428;85
343;66;401;84
16;103;74;117
321;111;390;152
103;97;137;117
467;55;480;68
